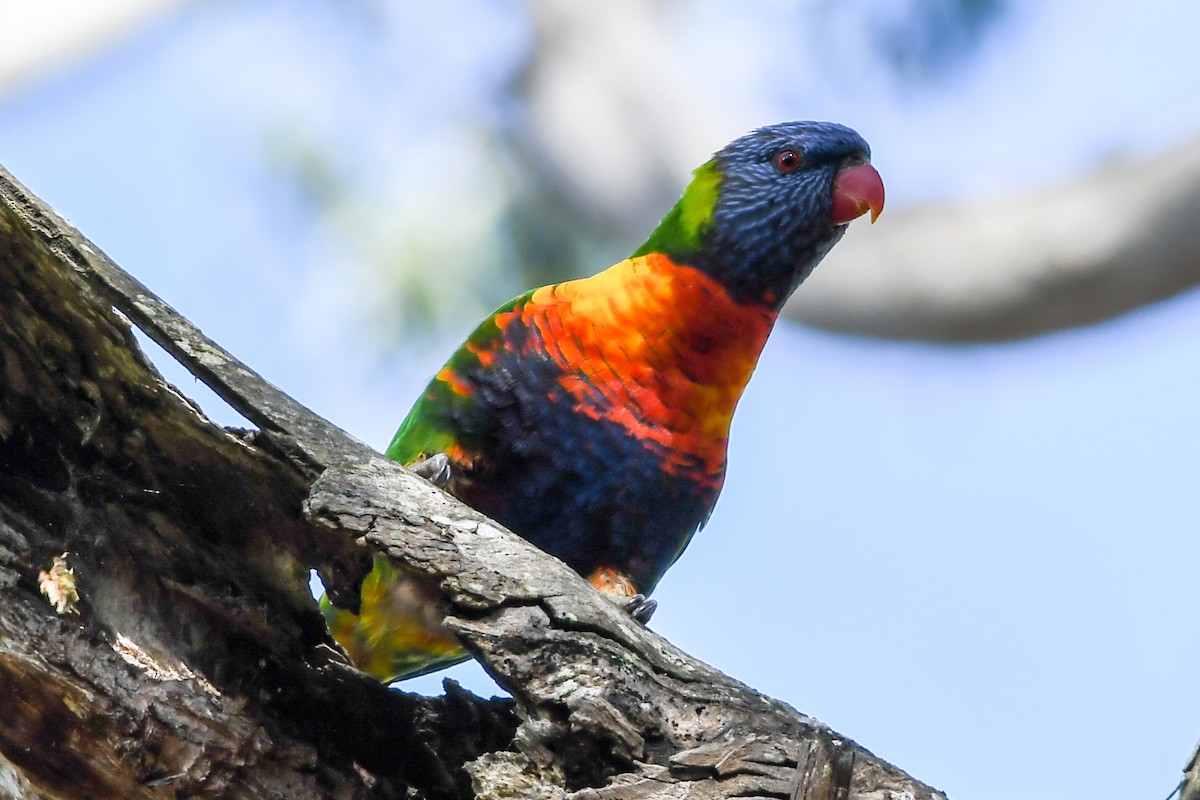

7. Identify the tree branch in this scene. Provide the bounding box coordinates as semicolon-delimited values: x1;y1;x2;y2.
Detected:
0;162;945;798
516;0;1200;342
789;135;1200;341
1178;738;1200;800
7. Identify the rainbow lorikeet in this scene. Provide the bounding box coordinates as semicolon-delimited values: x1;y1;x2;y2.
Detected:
323;121;884;681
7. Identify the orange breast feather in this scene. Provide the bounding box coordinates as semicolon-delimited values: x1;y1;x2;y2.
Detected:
497;253;777;486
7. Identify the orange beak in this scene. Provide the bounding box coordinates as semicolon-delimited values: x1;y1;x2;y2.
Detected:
830;162;885;225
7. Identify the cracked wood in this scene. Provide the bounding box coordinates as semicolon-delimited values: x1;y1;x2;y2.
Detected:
0;161;947;799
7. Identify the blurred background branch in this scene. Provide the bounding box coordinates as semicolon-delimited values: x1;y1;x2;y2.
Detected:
2;2;1197;799
0;0;185;92
9;0;1195;343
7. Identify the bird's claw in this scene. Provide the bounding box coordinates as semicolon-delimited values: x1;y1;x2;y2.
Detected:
409;453;452;488
589;567;656;624
311;642;353;669
622;594;657;625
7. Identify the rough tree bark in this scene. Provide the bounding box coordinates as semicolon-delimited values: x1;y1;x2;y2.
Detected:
1178;739;1200;800
0;163;951;799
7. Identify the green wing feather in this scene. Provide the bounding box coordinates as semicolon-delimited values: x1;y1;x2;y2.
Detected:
384;292;530;465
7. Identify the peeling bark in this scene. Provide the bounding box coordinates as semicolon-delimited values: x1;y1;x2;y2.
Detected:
0;162;945;798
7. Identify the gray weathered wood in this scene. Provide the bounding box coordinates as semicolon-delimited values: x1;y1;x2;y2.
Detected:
1178;738;1200;800
0;162;946;799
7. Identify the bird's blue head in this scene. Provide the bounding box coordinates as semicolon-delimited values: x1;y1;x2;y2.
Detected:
635;121;883;309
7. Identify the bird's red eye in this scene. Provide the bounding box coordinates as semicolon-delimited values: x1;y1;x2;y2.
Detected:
776;149;801;172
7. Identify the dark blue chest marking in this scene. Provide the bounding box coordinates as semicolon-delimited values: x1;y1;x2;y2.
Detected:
439;327;721;592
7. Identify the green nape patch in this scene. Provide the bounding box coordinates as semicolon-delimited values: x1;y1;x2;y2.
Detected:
677;160;721;237
632;160;721;260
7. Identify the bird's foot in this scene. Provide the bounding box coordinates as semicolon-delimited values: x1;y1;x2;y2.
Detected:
622;594;658;624
409;453;452;488
588;566;656;625
310;642;353;669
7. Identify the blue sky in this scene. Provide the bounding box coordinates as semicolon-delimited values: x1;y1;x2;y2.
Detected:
2;2;1199;798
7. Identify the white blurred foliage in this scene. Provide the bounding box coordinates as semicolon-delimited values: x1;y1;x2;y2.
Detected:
520;0;741;228
299;129;516;345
